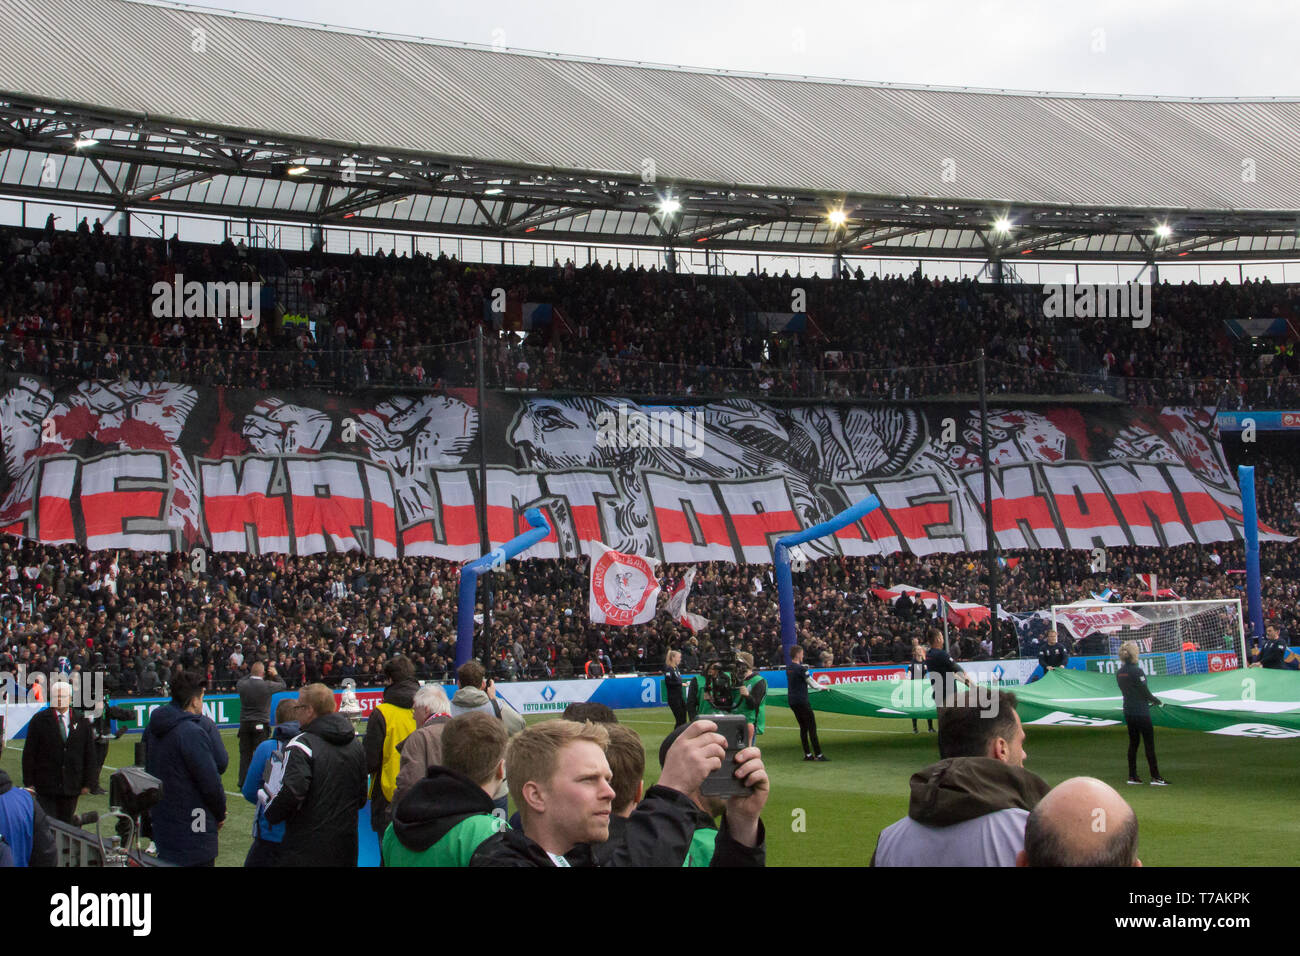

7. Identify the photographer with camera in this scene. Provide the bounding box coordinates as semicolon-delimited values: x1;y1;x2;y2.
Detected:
86;687;134;795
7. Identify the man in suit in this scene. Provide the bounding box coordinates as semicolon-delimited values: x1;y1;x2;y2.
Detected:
21;681;96;823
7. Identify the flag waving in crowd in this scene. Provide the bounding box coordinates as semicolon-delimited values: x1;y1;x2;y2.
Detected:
588;542;661;626
663;566;708;633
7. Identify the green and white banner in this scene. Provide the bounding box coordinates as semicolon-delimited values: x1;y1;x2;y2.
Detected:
769;670;1300;738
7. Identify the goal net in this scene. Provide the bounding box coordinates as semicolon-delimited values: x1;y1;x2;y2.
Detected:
1050;599;1246;675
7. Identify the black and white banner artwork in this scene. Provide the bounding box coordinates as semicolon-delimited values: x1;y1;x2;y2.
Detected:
0;376;1287;563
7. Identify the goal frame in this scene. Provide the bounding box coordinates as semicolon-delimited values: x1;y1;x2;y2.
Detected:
1050;598;1246;675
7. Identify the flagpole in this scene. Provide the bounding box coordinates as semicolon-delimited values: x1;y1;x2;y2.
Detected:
942;597;950;654
476;325;493;664
978;349;1002;656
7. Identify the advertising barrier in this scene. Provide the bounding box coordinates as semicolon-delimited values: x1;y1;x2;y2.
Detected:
2;660;1049;742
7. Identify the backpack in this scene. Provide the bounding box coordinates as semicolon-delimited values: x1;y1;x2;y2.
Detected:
255;738;292;836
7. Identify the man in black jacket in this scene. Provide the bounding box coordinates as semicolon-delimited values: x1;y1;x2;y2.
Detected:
21;681;96;823
235;661;286;788
265;682;368;866
471;718;767;867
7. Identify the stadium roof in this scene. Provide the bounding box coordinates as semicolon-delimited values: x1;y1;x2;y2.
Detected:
1;0;1298;261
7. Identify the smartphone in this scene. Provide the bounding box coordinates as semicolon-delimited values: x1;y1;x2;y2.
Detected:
700;714;752;798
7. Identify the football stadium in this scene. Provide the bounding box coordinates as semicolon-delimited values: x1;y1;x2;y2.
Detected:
0;0;1298;901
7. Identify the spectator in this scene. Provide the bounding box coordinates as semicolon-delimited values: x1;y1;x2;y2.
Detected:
471;718;768;866
235;661;286;788
872;691;1048;866
364;655;420;835
264;682;368;867
647;720;768;868
143;670;227;866
21;681;96;823
0;745;56;866
384;712;508;867
1018;777;1141;867
239;697;302;867
391;683;453;812
560;702;618;724
450;660;525;736
591;724;646;865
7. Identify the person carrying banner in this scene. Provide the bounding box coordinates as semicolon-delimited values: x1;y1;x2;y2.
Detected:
1116;642;1167;787
1037;629;1068;677
786;645;827;760
664;649;688;727
909;644;934;734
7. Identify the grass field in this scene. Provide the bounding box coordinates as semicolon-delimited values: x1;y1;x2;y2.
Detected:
4;708;1297;866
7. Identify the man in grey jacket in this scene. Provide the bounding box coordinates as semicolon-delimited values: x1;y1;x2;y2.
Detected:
871;691;1048;866
449;661;525;736
449;660;525;813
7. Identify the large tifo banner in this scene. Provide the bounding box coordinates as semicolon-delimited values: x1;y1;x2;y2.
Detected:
0;376;1288;561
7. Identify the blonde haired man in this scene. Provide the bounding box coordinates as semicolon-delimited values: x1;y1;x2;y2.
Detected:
471;719;768;866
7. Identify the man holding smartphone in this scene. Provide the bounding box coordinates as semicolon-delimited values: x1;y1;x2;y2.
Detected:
653;717;766;867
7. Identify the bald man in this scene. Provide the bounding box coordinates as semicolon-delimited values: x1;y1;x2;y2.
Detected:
1017;777;1141;867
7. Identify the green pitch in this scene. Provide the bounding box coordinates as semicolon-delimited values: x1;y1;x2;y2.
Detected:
4;707;1296;867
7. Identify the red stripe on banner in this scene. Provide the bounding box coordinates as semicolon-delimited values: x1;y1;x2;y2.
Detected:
730;509;799;547
835;506;897;543
1179;490;1228;526
988;493;1057;533
569;504;603;544
888;501;954;541
1110;488;1183;530
655;507;732;546
1051;491;1118;529
371;499;397;553
437;504;482;547
203;494;289;537
290;494;366;543
80;490;165;537
37;496;74;541
487;503;554;544
401;521;435;545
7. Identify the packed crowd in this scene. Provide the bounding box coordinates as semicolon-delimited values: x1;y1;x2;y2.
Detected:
2;219;1298;404
2;521;1295;695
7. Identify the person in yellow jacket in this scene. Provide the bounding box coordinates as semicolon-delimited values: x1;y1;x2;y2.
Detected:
364;656;419;838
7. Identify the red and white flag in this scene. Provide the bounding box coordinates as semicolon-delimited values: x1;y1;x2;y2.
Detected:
1136;573;1158;598
664;566;708;633
588;542;661;626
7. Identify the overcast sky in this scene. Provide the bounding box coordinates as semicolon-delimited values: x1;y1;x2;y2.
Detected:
193;0;1296;97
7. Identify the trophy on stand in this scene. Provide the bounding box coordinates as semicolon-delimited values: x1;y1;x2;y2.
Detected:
339;678;364;729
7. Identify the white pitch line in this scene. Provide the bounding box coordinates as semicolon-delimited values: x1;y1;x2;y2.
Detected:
616;718;918;736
